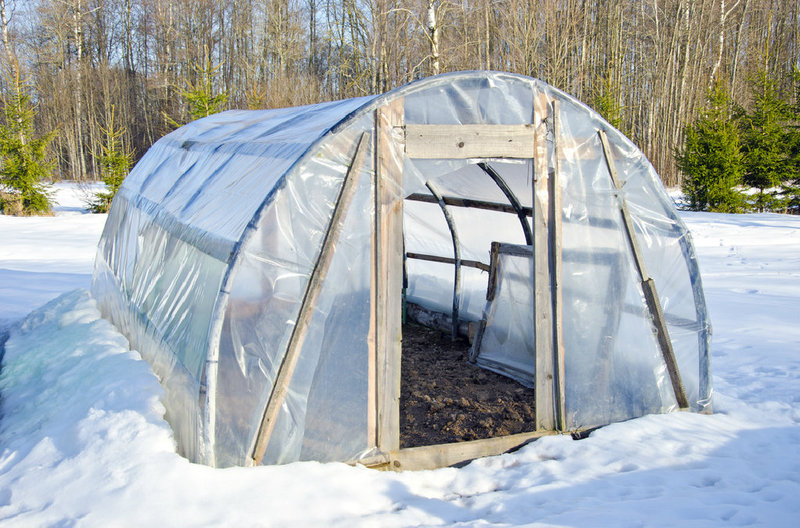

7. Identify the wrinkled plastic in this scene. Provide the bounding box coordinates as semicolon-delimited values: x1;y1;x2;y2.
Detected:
473;249;535;385
93;71;711;467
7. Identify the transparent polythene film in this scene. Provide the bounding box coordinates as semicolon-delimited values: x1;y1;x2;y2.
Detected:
120;99;371;253
403;181;530;322
92;191;226;461
473;250;535;386
93;71;711;467
211;117;372;466
554;95;702;427
400;73;536;321
93;97;373;464
617;152;711;412
264;143;374;464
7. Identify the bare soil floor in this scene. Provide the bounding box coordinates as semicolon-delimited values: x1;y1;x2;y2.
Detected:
400;322;537;448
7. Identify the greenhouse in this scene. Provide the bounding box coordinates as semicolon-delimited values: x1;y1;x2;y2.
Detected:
92;71;711;470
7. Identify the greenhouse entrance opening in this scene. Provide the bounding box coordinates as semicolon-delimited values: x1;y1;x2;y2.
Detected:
399;317;538;449
386;99;552;461
398;157;540;450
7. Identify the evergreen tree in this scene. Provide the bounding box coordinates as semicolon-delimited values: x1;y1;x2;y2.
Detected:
676;83;744;212
0;65;53;216
91;106;133;213
164;49;229;128
739;70;794;212
592;71;623;130
181;49;229;123
782;67;800;214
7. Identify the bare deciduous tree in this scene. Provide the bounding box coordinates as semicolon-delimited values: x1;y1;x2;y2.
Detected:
1;0;795;186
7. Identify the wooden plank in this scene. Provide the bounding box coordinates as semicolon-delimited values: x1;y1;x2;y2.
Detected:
642;278;690;409
598;130;650;281
550;100;567;432
532;91;551;221
598;129;690;410
405;252;490;272
405;124;536;159
469;240;500;362
375;99;405;453
485;241;501;302
405;192;533;217
376;430;556;471
251;131;372;465
533;94;555;432
367;157;378;448
468;318;487;363
496;242;533;258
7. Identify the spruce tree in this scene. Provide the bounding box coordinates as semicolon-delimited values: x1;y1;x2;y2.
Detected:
0;66;53;216
91;106;133;213
739;70;794;212
163;49;229;128
676;83;744;212
783;67;800;214
592;71;623;130
181;49;228;122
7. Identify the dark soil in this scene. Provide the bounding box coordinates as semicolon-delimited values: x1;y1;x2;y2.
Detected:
400;322;537;448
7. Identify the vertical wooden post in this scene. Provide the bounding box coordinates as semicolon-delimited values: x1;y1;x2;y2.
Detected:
532;91;555;432
374;99;405;454
550;100;567;431
486;241;502;302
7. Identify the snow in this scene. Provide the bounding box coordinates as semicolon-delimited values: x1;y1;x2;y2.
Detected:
0;182;105;329
1;185;799;527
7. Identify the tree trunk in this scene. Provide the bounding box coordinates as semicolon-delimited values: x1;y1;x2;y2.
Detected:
427;0;439;75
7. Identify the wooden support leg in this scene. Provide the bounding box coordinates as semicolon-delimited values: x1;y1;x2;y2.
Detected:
250;132;372;465
598;129;689;410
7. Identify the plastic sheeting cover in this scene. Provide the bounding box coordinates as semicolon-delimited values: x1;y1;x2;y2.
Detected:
93;71;711;468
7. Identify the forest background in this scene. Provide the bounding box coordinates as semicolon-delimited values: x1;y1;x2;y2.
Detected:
0;0;798;210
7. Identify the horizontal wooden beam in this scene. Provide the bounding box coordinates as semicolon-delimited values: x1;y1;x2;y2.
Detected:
405;193;532;217
405;124;536;159
496;242;534;258
375;430;555;471
406;252;490;272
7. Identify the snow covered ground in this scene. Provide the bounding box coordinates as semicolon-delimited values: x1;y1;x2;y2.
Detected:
0;185;798;527
0;182;105;330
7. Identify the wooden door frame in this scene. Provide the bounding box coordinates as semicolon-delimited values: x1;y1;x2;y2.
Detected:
368;93;567;470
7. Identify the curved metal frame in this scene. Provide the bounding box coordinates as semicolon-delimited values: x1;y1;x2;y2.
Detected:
477;162;533;245
424;180;462;341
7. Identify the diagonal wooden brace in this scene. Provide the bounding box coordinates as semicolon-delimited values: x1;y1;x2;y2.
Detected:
599;130;690;410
